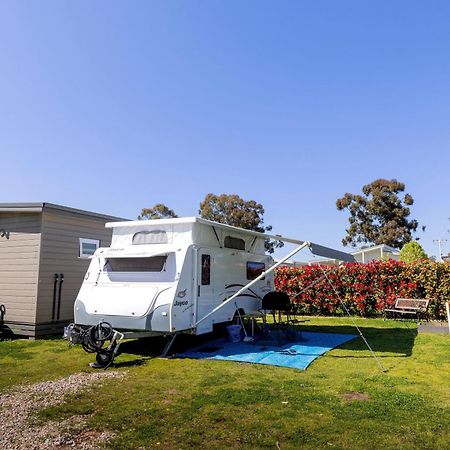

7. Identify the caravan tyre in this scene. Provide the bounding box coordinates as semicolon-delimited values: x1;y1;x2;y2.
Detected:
95;351;114;367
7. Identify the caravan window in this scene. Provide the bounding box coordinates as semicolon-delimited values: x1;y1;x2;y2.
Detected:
104;256;167;272
224;236;245;250
247;261;265;280
201;254;211;285
132;230;168;245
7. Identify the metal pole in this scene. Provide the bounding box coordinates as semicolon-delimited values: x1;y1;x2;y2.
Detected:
433;239;447;262
446;301;450;335
195;241;310;327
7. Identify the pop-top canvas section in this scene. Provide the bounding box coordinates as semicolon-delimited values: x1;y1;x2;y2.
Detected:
106;218;267;254
191;220;266;254
108;220;195;249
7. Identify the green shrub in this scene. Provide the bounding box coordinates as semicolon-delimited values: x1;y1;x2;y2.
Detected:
275;260;449;320
399;241;428;263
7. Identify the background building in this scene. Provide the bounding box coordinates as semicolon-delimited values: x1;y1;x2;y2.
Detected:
351;244;400;263
0;203;126;337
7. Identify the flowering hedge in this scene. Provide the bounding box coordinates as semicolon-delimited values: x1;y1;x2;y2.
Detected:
275;260;450;320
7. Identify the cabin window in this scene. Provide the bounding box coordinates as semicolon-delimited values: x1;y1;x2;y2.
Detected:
132;230;168;245
79;238;100;258
104;256;167;272
247;261;265;280
224;236;245;250
201;254;211;285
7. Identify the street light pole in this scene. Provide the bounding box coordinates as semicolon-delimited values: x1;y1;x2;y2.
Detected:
433;239;448;262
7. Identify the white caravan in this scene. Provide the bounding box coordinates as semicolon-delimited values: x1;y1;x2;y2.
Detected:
66;217;355;366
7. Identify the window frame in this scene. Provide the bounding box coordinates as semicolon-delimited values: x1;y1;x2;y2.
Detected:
201;254;211;285
79;238;100;259
132;230;169;245
224;236;246;250
103;255;168;273
246;261;265;280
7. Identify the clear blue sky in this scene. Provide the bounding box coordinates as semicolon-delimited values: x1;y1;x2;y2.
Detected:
1;1;450;259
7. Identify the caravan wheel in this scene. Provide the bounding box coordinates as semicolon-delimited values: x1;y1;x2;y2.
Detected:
95;351;115;368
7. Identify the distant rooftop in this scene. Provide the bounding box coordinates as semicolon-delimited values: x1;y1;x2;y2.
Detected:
352;244;399;254
0;202;128;222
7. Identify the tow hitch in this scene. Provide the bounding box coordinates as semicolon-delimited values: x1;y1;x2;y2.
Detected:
64;322;124;369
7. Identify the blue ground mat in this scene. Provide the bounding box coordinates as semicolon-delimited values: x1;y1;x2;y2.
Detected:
179;331;357;370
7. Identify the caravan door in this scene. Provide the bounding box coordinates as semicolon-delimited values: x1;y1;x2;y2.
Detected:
196;249;215;334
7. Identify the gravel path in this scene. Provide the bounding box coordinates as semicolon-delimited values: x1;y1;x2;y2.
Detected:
0;371;126;450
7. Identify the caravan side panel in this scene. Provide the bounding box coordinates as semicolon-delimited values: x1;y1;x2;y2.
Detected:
170;246;195;332
193;246;274;335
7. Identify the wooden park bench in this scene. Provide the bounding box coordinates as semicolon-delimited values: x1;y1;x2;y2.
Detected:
384;298;430;322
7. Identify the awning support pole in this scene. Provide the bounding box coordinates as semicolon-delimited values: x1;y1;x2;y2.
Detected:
195;241;310;327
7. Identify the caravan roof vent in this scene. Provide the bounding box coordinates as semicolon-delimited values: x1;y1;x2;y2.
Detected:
132;230;168;245
224;236;245;250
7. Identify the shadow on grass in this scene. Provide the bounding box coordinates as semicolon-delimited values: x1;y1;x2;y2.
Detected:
113;357;151;368
299;323;417;357
114;322;417;368
117;331;223;361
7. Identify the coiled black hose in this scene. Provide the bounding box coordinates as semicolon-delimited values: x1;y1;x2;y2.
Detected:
80;322;114;355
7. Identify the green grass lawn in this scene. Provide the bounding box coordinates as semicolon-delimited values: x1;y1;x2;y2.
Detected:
1;317;449;449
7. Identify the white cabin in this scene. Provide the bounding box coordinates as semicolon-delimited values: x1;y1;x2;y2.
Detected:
74;218;274;335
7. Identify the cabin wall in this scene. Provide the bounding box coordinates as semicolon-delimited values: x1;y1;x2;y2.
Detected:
0;212;42;335
35;209;114;335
